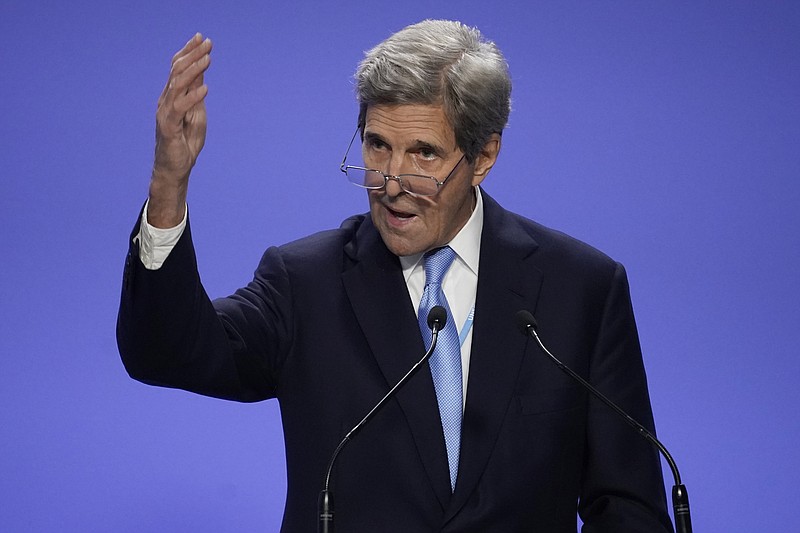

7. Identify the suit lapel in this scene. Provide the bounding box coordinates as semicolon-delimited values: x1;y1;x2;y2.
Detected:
445;192;544;520
341;216;453;510
340;193;546;519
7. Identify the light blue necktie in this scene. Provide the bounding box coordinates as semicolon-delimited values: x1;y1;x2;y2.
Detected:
418;246;462;492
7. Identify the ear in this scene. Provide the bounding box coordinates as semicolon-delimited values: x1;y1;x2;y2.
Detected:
471;133;502;186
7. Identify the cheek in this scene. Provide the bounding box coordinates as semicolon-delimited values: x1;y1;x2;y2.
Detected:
416;197;438;219
367;191;382;210
423;207;441;231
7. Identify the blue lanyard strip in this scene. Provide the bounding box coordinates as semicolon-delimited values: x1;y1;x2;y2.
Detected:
458;306;475;347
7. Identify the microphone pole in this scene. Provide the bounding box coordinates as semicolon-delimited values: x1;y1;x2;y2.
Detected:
515;310;692;533
318;306;448;533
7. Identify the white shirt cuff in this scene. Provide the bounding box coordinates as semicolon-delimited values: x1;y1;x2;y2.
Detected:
134;200;187;270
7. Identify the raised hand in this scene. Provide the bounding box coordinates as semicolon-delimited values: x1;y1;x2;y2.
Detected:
148;33;212;228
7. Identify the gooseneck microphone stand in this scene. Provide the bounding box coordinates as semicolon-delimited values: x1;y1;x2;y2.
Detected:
318;306;447;533
516;310;692;533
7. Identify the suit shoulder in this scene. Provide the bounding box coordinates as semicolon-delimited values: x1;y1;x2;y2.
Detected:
266;213;368;267
508;211;620;273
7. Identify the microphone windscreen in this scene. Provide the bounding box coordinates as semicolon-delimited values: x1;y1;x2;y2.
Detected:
427;305;448;331
515;310;537;334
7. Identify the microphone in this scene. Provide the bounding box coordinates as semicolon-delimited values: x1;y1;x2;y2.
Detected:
318;305;448;533
515;310;692;533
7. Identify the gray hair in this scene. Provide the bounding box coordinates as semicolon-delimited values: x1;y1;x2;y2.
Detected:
355;20;512;162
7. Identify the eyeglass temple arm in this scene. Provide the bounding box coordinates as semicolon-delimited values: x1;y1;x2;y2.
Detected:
340;126;362;172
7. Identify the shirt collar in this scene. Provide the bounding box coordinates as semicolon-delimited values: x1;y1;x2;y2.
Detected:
400;186;484;280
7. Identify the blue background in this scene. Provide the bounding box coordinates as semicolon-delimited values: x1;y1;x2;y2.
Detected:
1;1;798;531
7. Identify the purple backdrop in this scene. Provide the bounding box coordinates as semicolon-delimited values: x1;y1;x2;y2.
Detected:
2;1;798;531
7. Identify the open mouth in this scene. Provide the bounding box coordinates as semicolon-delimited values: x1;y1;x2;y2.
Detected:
387;206;415;220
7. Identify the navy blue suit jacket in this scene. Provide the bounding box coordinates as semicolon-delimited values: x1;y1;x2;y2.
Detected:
117;191;672;532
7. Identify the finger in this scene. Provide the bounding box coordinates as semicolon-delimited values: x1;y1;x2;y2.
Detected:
173;83;209;116
160;50;211;114
171;33;205;67
171;37;212;78
159;36;211;101
169;55;210;114
162;65;209;127
175;51;210;90
186;53;209;91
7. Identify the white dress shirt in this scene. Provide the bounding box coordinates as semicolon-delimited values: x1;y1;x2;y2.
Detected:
400;188;483;406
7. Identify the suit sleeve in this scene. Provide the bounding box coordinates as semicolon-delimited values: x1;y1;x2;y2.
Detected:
116;212;292;402
578;262;674;532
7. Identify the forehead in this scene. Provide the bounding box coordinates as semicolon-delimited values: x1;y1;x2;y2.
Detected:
364;104;457;151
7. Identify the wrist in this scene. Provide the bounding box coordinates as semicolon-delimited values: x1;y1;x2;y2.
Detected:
147;172;188;228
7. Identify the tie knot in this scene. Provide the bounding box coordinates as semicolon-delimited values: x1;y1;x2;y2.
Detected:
423;246;456;286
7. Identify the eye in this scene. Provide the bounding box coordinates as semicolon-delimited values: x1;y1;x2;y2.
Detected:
418;147;437;160
365;137;388;152
414;143;443;162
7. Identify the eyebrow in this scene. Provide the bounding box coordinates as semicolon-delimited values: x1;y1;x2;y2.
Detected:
362;131;386;145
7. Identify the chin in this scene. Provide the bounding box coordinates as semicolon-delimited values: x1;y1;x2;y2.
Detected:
383;239;416;257
379;231;425;257
371;210;432;256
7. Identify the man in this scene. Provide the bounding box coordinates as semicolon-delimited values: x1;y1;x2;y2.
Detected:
118;20;673;532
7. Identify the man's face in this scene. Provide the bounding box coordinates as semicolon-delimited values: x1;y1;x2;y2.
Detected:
364;104;493;257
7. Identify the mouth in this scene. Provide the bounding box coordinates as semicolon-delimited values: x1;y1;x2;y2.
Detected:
388;206;414;218
384;204;417;225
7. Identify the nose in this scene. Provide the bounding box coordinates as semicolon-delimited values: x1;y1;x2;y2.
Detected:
383;154;407;197
384;175;404;197
384;152;407;176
